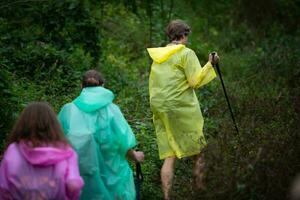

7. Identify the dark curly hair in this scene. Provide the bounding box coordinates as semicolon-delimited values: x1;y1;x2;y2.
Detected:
82;69;105;88
165;19;191;42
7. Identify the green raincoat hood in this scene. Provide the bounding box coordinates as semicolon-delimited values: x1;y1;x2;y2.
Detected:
147;44;185;63
73;86;114;112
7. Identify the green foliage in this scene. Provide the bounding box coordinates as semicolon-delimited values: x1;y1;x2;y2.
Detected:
0;67;15;149
0;0;299;199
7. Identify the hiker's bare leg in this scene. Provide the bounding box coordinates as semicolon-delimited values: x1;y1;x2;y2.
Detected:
193;153;205;189
161;156;176;200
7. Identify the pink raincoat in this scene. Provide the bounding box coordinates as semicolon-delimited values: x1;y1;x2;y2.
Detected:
0;142;84;200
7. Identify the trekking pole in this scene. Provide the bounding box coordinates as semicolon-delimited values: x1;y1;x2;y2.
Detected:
211;52;240;136
135;162;144;200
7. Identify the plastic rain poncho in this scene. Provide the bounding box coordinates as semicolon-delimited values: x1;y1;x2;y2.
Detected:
0;142;83;200
58;87;137;200
147;44;216;159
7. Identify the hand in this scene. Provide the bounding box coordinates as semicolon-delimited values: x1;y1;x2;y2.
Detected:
134;151;145;163
209;52;220;65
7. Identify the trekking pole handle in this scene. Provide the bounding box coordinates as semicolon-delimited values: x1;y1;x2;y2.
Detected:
211;52;218;66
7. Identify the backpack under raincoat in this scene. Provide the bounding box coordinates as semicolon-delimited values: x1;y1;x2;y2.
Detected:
0;142;83;200
58;86;137;200
147;44;216;159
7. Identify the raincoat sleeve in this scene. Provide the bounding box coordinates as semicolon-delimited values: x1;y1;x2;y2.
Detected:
58;104;70;135
110;104;137;157
65;150;84;200
0;151;13;198
183;50;216;89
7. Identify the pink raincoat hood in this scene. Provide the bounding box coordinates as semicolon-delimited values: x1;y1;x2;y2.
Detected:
19;142;74;166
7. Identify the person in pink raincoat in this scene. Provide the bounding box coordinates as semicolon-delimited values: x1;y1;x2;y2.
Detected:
0;102;84;200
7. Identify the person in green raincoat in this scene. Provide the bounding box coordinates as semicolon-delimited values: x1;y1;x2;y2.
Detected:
147;19;219;199
58;70;144;200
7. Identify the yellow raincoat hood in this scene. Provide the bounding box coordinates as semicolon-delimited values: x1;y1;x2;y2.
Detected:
147;44;185;63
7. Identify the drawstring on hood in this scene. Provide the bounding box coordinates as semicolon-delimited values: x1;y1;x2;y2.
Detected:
147;44;185;64
73;86;115;113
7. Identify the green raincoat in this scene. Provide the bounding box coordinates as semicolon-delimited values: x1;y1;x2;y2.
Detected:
147;44;216;159
58;87;137;200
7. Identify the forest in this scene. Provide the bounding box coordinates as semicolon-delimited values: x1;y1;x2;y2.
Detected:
0;0;299;199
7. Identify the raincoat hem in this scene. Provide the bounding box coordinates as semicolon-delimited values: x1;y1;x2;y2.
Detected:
176;151;202;159
159;150;204;160
159;152;176;160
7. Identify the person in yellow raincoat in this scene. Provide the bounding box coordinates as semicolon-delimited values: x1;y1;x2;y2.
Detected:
147;19;219;200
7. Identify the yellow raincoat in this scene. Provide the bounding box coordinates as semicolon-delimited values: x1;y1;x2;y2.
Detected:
147;44;216;159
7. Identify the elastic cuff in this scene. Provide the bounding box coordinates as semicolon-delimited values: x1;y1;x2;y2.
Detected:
205;61;213;68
